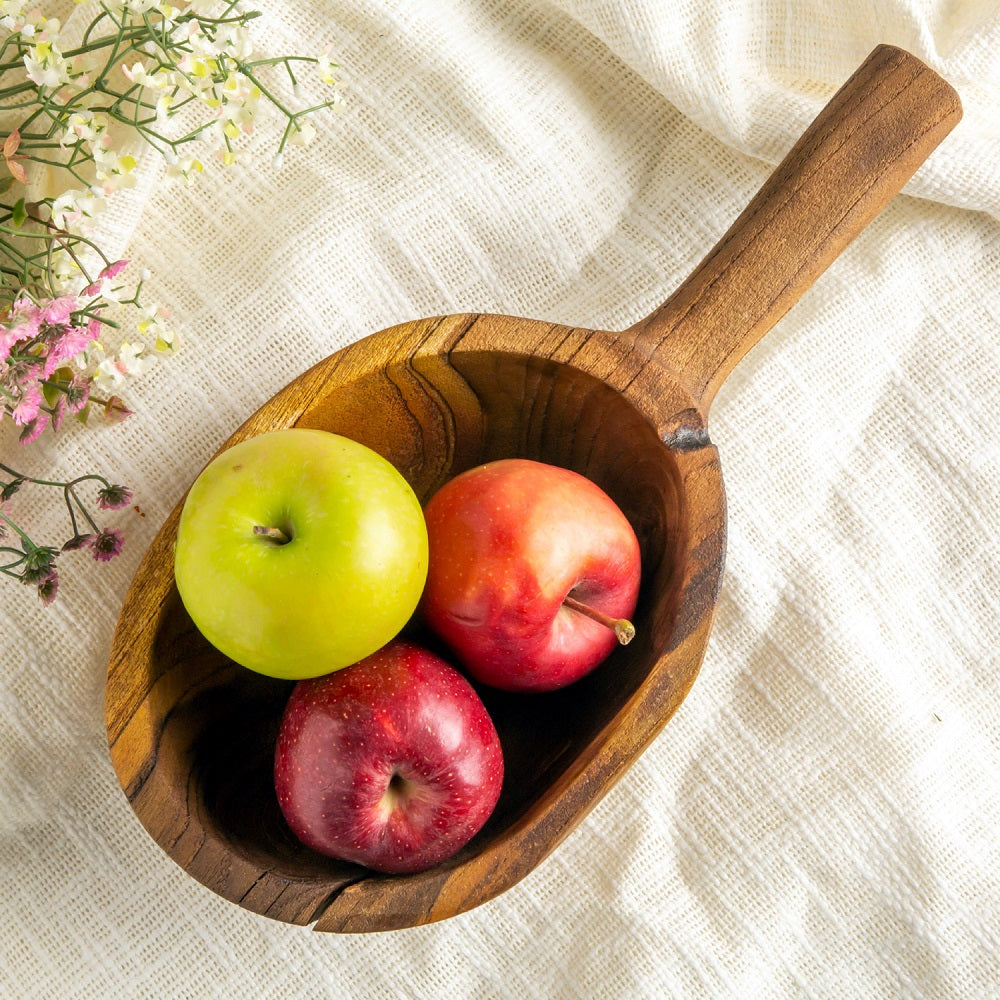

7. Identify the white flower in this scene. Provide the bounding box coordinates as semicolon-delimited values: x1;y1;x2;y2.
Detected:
136;302;165;332
61;110;110;149
90;347;125;393
288;121;316;147
217;70;260;133
317;49;338;86
92;360;122;394
154;90;175;125
153;323;178;353
92;146;139;194
90;341;155;394
153;2;178;28
24;44;71;90
50;189;95;229
121;61;162;88
165;156;204;184
116;340;156;376
146;304;180;354
215;23;254;61
49;252;79;288
0;0;27;30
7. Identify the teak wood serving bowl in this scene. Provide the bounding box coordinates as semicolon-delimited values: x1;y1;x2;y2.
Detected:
106;46;961;933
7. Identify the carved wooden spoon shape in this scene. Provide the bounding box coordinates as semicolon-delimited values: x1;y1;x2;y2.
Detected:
105;46;961;933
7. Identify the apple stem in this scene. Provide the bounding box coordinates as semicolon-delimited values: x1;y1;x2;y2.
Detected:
253;525;291;544
562;595;636;645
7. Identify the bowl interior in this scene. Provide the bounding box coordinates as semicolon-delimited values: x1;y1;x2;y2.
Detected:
108;320;722;928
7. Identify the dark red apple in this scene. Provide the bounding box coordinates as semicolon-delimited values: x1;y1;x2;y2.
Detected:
421;458;642;692
273;641;503;874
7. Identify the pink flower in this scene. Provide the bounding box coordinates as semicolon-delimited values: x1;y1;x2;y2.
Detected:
50;394;66;431
82;259;130;296
2;302;41;361
39;295;77;326
37;571;59;605
100;259;130;281
12;383;43;425
62;533;94;552
64;375;90;414
18;414;48;445
90;527;124;562
96;483;133;510
103;396;133;423
0;326;20;366
43;324;93;376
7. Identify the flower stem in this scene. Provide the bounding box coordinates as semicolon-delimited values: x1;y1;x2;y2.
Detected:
0;511;35;548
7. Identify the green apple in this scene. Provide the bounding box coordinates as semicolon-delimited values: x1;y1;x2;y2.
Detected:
173;428;428;679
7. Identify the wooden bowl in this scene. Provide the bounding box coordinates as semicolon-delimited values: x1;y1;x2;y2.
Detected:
105;47;961;933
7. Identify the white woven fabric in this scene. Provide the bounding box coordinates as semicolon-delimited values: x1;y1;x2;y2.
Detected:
2;1;998;997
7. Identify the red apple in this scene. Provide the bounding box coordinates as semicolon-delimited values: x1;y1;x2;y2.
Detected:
273;641;503;874
421;458;642;692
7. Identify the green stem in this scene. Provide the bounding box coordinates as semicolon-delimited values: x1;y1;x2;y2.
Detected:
0;510;35;548
0;463;109;494
0;25;154;79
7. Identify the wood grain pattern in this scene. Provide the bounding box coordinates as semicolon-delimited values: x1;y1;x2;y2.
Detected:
105;46;961;932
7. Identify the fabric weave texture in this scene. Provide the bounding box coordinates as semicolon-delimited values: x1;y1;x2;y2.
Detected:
1;1;997;997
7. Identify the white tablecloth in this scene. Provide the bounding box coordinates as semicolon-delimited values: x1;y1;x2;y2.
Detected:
2;2;998;997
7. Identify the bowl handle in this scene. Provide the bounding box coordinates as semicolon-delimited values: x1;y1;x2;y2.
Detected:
627;44;962;416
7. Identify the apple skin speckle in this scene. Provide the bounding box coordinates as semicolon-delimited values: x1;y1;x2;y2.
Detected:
273;640;504;875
